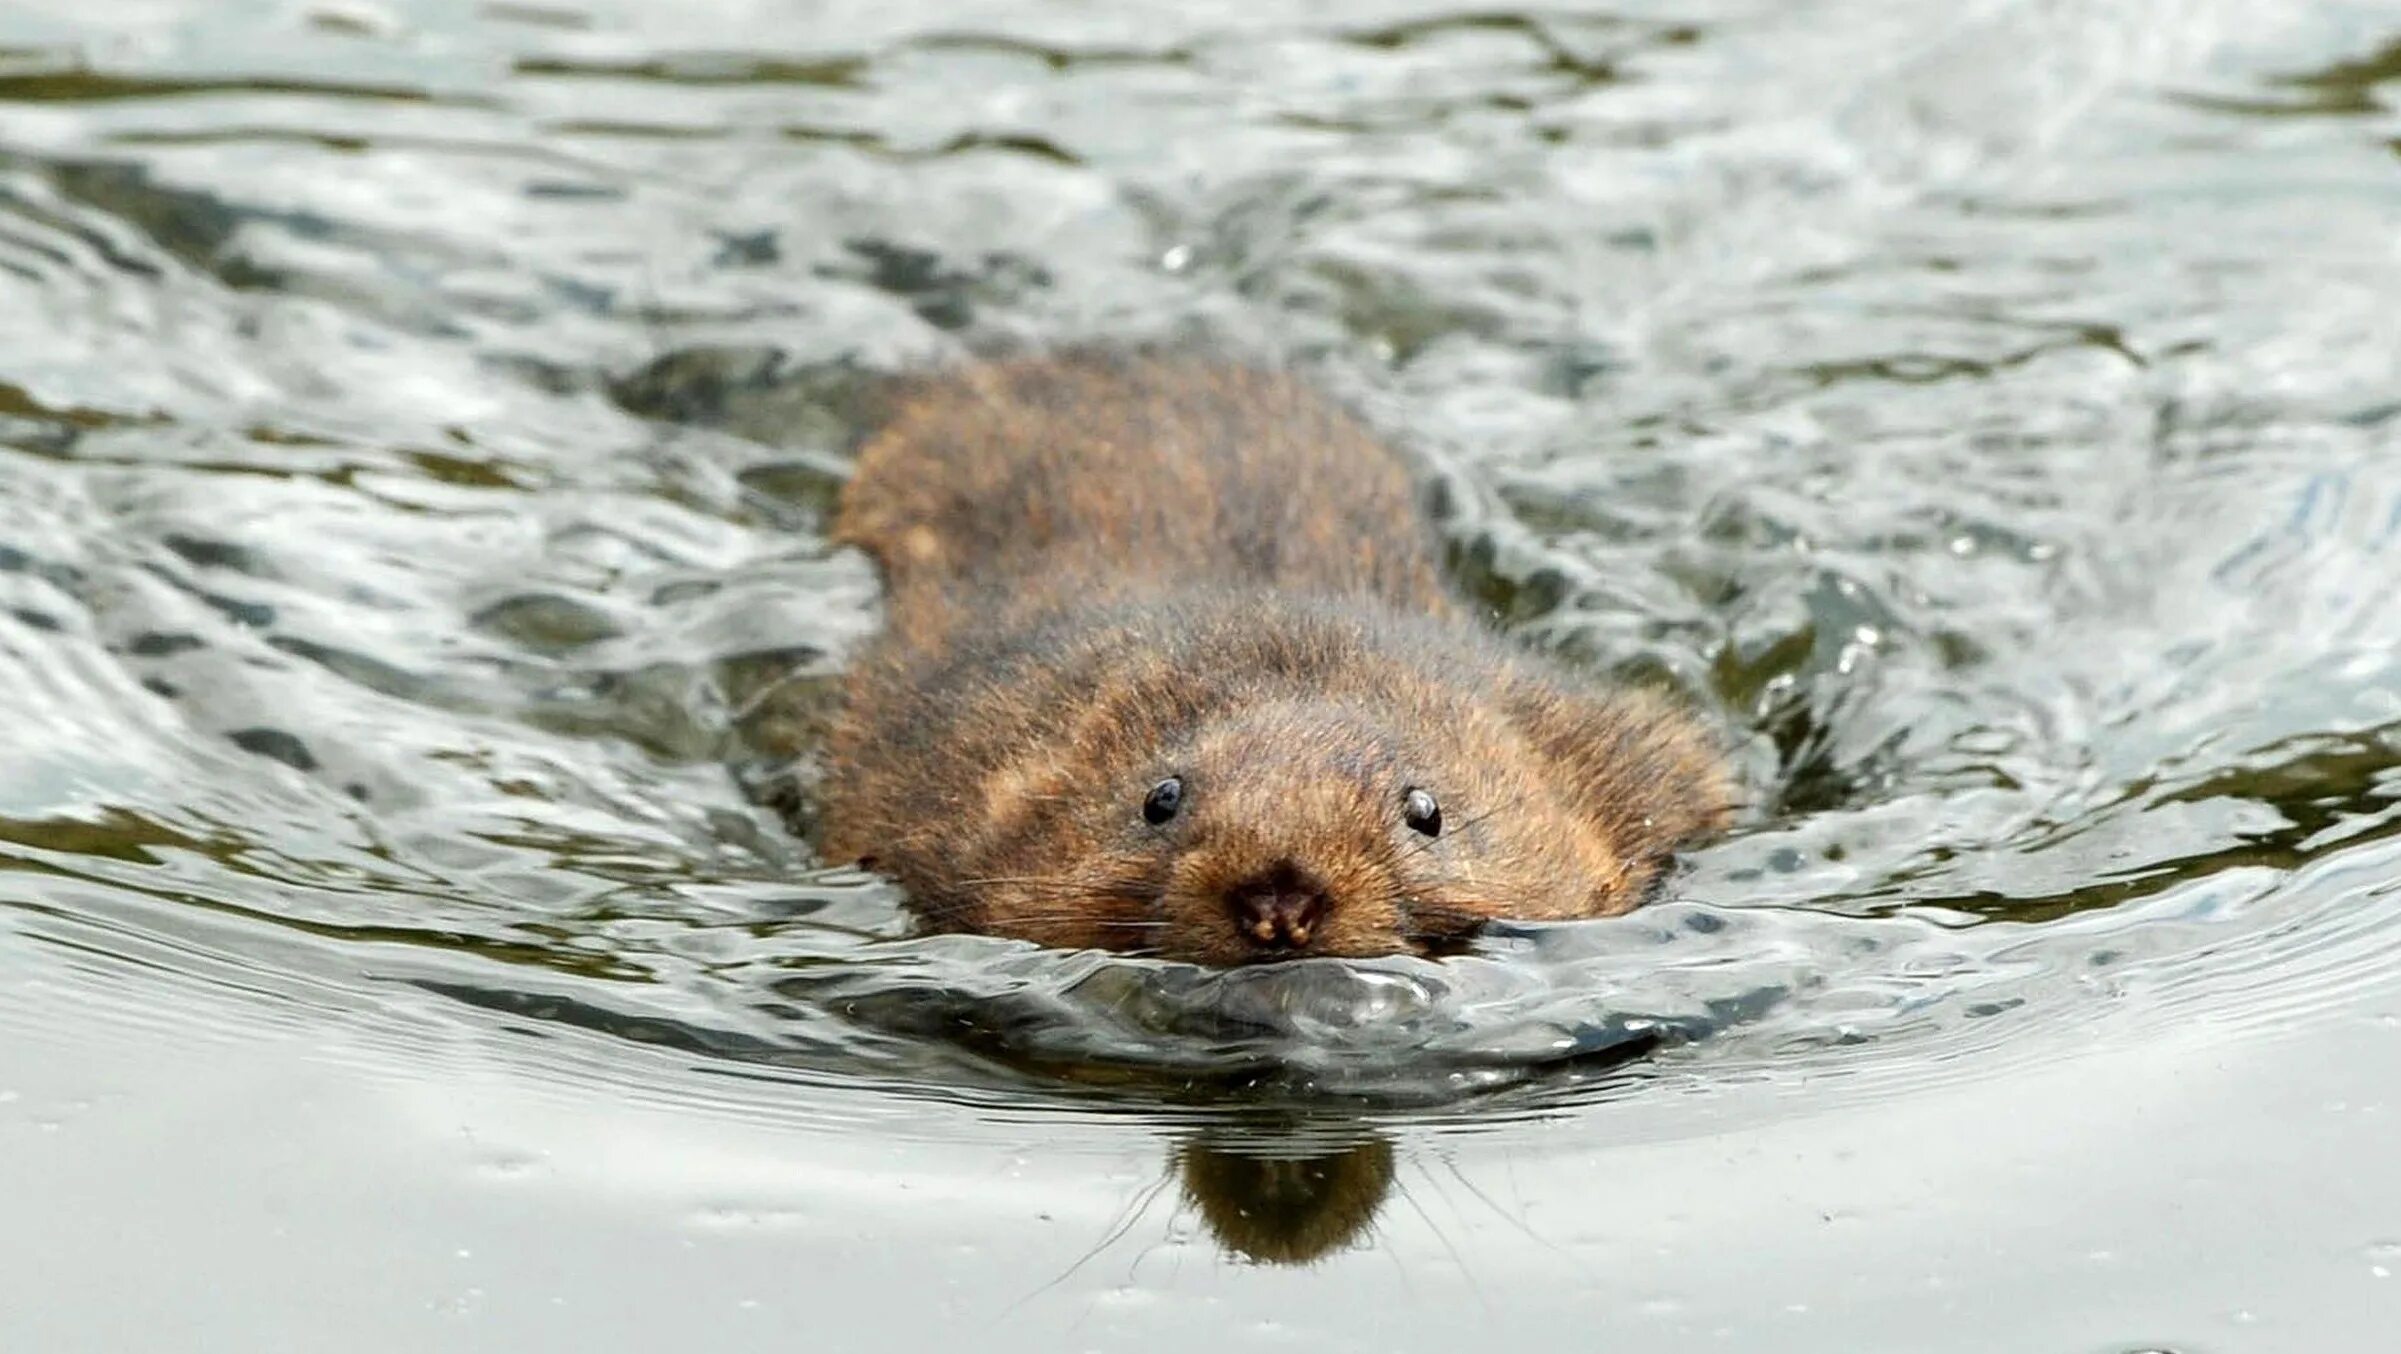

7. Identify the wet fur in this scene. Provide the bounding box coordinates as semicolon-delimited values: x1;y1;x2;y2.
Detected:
819;354;1729;964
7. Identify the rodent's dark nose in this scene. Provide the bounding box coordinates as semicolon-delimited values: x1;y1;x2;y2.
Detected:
1227;865;1329;952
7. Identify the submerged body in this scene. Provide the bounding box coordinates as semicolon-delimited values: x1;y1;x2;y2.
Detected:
820;355;1729;964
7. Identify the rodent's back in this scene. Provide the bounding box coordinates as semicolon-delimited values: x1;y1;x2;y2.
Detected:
835;354;1454;642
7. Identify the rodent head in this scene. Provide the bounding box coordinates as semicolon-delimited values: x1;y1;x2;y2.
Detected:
823;593;1734;964
1139;700;1620;962
957;686;1718;965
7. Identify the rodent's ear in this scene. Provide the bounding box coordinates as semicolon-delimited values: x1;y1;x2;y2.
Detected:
1500;675;1734;865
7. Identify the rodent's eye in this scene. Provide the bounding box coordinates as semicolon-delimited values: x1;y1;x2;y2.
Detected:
1403;786;1442;837
1143;776;1185;826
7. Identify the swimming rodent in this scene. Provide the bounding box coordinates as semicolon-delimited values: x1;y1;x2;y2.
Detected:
817;353;1730;965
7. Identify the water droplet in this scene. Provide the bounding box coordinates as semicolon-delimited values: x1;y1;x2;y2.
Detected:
478;1153;541;1179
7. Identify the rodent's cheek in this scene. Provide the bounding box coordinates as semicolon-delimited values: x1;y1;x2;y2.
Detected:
960;845;1174;954
1152;905;1259;966
1151;883;1236;962
1395;881;1506;947
1321;923;1418;961
1586;857;1658;917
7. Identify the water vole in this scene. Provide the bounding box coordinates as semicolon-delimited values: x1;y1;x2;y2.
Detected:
818;354;1729;964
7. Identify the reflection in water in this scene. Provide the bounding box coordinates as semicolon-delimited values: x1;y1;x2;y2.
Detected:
1177;1129;1396;1267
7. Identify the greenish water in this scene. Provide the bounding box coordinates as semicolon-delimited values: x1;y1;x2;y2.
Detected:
3;0;2399;1348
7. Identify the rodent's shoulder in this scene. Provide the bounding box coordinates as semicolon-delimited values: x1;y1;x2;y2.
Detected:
834;355;1454;624
856;586;1510;726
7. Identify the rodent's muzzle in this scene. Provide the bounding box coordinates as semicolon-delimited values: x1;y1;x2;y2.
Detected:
1225;862;1330;953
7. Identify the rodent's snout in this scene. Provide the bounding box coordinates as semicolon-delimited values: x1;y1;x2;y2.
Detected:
1225;861;1330;953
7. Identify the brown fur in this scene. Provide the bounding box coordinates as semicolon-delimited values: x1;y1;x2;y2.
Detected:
818;354;1730;964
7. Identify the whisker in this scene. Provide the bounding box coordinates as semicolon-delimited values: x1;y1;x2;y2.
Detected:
1403;801;1511;861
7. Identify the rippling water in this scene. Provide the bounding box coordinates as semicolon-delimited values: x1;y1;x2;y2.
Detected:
3;1;2399;1349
